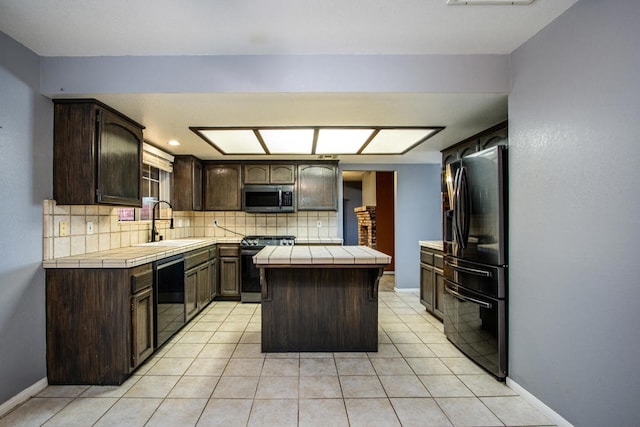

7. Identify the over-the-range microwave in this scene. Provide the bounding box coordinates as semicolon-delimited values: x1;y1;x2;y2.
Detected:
243;184;295;213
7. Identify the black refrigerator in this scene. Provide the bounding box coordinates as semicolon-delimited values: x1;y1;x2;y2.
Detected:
443;144;508;380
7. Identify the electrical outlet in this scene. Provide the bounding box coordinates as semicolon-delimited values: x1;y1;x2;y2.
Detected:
59;221;68;236
317;220;322;228
86;221;94;235
214;220;219;226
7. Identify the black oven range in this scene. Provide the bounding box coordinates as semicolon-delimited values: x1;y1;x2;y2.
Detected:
240;235;295;303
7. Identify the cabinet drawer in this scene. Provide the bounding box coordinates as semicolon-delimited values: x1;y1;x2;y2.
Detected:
185;249;209;269
434;254;444;269
420;250;434;265
131;264;153;293
219;246;239;257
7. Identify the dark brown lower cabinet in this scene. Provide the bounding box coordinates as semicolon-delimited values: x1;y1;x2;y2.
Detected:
131;286;154;369
420;246;444;321
261;267;382;352
209;246;218;300
46;264;154;385
185;248;212;321
218;245;240;299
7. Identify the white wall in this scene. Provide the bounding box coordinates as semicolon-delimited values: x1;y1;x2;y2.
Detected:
508;0;640;425
0;33;52;404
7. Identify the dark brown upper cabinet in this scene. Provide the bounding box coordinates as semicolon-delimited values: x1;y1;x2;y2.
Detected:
244;163;295;184
297;162;338;211
172;155;203;211
441;121;508;166
53;99;144;206
203;163;242;210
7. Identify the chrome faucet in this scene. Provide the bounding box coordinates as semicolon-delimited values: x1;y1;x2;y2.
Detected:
151;200;174;242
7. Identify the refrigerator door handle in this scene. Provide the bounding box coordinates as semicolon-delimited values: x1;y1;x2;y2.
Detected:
459;166;470;248
448;263;492;278
445;282;492;309
453;169;462;246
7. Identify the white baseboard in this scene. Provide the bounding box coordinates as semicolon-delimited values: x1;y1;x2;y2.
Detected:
0;377;48;417
506;378;573;427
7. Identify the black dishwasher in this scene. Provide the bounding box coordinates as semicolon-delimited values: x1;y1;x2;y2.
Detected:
154;254;185;348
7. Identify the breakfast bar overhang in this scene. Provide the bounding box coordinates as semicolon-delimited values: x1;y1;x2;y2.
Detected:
254;245;392;352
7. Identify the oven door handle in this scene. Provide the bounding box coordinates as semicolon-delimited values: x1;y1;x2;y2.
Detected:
156;257;184;269
445;283;492;309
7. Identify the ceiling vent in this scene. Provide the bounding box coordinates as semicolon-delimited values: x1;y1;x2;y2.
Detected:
447;0;535;5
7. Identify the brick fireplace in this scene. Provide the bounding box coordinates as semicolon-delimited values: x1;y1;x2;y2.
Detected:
354;206;376;249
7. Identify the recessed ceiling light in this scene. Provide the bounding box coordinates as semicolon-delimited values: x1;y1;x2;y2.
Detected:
168;139;180;146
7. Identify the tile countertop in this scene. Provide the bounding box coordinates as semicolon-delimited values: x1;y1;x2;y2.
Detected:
42;237;345;269
42;238;238;269
419;240;444;252
254;245;391;266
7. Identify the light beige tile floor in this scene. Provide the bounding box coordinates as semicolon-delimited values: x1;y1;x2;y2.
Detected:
0;283;555;427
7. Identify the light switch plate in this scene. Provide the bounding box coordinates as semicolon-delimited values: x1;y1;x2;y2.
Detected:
86;221;94;235
317;220;322;228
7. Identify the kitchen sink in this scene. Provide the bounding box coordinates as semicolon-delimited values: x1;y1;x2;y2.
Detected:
133;239;205;247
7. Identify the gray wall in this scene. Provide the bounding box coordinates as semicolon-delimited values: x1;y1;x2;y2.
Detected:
0;33;52;404
508;0;640;425
339;164;442;289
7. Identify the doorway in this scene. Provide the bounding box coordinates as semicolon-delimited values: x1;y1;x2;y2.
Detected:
342;170;395;272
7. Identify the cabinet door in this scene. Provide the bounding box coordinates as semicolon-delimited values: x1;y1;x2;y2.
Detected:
185;268;199;321
433;268;445;321
197;263;211;310
204;164;242;210
420;263;434;311
270;164;295;184
193;159;203;210
131;287;154;369
458;140;478;159
479;125;508;151
297;163;338;210
209;256;218;300
172;156;203;211
244;164;270;184
97;108;143;206
220;257;240;297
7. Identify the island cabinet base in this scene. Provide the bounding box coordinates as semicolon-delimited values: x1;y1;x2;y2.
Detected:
261;267;383;352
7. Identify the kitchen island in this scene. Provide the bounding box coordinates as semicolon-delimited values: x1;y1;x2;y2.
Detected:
254;245;391;352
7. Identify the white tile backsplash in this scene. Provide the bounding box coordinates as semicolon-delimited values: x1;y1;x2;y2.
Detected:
43;199;339;260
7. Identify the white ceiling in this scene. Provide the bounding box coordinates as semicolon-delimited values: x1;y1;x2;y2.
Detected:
0;0;577;163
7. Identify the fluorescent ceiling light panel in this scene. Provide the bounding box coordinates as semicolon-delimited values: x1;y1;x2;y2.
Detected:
316;129;374;154
199;129;263;154
259;129;314;154
363;129;437;154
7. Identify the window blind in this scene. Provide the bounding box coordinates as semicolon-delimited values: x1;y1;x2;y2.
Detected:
142;142;174;173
